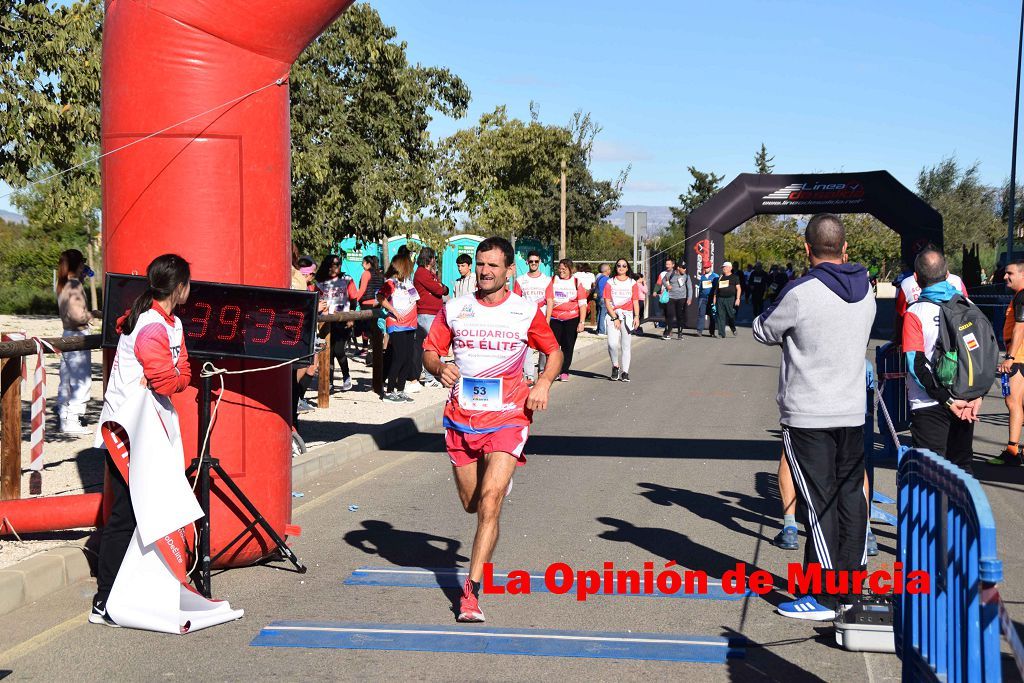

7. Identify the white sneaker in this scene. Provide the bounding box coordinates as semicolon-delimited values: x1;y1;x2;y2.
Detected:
296;399;315;413
60;420;91;435
405;381;422;394
424;376;443;389
341;377;353;391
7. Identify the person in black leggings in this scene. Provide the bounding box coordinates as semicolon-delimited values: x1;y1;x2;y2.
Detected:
545;258;588;381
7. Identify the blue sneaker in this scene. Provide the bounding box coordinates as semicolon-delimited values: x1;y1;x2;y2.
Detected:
777;595;836;621
773;526;799;550
866;530;879;557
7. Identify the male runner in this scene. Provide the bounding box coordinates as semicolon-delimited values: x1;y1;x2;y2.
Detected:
991;260;1024;465
513;250;552;382
423;236;563;623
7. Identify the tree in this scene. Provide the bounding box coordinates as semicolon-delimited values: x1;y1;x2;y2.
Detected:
917;156;1003;256
754;143;774;174
568;221;632;261
289;4;470;253
653;166;724;256
0;0;102;245
441;105;625;245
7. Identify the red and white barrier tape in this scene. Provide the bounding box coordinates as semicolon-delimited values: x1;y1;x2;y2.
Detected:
982;585;1024;680
25;337;57;473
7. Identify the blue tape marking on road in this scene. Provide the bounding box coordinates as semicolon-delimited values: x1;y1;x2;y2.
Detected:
344;567;751;600
871;505;897;526
872;491;896;505
251;621;745;663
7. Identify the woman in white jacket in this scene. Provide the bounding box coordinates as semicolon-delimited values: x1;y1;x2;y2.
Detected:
90;254;193;627
56;249;94;433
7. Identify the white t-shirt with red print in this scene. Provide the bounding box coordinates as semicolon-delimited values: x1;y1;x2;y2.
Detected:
514;272;551;310
603;276;640;312
379;277;419;332
424;291;560;434
545;276;587;321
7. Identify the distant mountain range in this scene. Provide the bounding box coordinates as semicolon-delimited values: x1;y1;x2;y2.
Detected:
0;209;26;225
607;205;674;236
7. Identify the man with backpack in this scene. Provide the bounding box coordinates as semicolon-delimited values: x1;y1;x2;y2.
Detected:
902;248;997;475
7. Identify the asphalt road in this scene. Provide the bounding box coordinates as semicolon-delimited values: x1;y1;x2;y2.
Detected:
0;324;971;682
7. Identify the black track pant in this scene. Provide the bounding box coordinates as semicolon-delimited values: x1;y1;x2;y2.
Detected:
910;404;975;475
781;425;868;608
663;298;686;336
716;298;737;336
94;451;136;607
385;330;415;393
549;317;580;375
329;323;351;381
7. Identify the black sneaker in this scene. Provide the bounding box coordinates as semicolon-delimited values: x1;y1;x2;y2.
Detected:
619;372;630;382
610;367;620;381
676;332;683;340
986;449;1023;466
661;334;670;341
89;602;120;627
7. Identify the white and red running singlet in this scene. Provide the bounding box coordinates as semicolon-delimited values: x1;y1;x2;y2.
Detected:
424;291;559;434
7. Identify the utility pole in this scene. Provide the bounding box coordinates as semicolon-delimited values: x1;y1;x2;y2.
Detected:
1009;0;1024;261
559;160;567;259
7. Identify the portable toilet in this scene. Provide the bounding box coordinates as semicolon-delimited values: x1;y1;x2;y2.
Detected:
441;234;484;291
514;237;555;279
336;237;382;282
386;234;425;273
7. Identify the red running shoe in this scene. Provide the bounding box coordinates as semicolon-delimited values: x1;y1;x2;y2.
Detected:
457;577;485;623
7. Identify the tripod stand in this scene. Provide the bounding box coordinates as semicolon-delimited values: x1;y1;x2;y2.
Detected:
186;371;306;598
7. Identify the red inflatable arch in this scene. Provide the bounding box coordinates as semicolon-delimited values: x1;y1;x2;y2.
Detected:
0;0;354;567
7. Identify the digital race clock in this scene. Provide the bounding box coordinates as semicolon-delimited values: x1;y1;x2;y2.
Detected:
102;273;318;361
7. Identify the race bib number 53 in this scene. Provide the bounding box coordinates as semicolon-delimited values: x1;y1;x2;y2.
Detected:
459;376;503;411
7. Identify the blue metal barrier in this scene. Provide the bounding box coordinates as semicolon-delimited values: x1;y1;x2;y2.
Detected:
896;449;1003;682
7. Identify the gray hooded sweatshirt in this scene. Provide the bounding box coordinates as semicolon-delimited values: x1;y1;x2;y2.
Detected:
752;262;875;429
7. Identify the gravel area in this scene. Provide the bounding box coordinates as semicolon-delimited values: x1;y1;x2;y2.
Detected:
0;313;604;567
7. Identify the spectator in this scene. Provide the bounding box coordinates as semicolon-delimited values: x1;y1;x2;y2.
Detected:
595;263;612;336
633;271;647;334
742;264;754;303
412;247;448;390
546;258;588;381
293;256;325;418
317;254;358;392
902;248;982;474
696;263;720;338
378;252;419;402
56;249;94;434
753;213;875;621
575;264;597;330
748;262;768;316
453;253;476;298
716;261;742;338
354;255;384;360
658;257;692;340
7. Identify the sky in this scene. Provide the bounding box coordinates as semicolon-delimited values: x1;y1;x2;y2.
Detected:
1;0;1019;215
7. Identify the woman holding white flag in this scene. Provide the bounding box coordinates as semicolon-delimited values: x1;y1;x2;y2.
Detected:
91;254;241;633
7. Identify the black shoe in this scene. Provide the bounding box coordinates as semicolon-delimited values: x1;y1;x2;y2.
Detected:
610;367;620;381
676;332;683;340
619;372;630;382
661;334;671;341
89;602;120;628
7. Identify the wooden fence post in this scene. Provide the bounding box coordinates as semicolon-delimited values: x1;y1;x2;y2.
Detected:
1;357;22;501
318;326;331;409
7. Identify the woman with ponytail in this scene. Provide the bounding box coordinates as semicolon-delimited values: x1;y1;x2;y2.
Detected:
90;253;194;627
56;249;94;434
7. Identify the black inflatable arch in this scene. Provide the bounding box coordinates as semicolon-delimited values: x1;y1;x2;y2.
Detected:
684;170;943;274
681;170;943;324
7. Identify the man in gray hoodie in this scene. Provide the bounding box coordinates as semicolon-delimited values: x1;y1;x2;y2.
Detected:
753;213;875;621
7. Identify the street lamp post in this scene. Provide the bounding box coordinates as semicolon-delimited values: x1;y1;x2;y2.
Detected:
1008;0;1024;262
